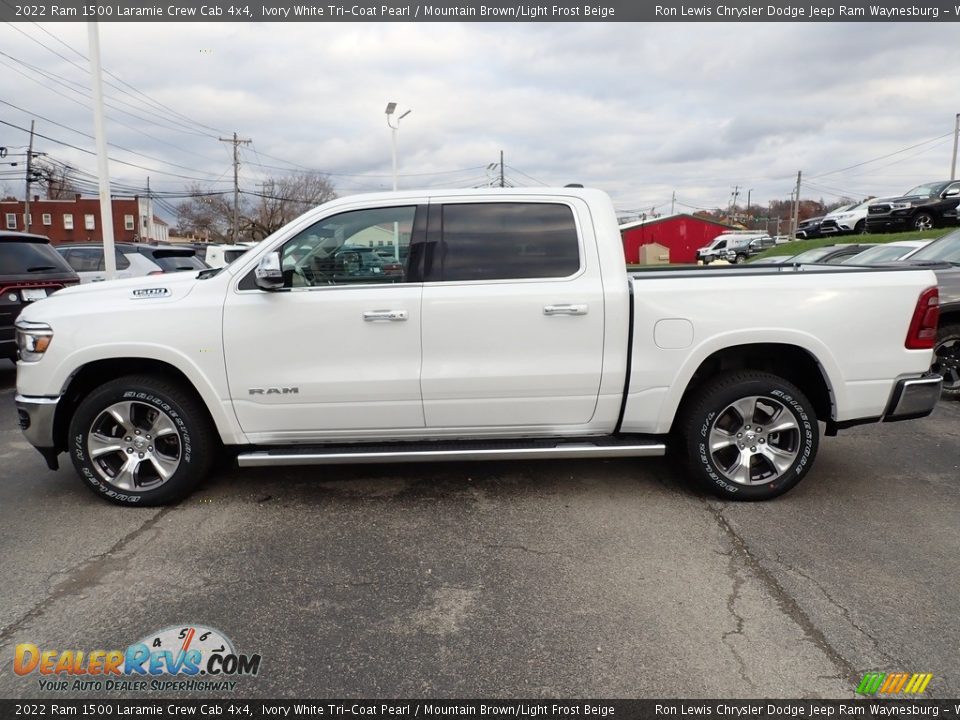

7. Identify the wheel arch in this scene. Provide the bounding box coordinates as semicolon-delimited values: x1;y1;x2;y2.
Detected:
52;358;231;453
670;342;834;434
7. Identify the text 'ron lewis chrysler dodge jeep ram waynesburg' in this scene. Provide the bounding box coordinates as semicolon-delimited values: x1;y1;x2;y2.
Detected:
14;189;943;505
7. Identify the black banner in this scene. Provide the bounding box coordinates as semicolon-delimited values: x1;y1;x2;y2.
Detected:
1;0;958;23
2;700;959;719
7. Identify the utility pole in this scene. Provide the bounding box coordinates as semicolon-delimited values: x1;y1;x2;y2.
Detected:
499;150;505;188
24;119;35;232
219;132;251;244
791;171;802;238
671;190;676;215
745;188;752;227
951;112;959;181
728;185;740;220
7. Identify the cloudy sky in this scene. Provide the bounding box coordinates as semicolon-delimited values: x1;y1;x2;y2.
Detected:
1;20;958;221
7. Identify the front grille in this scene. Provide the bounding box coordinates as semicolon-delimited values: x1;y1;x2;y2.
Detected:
820;220;839;231
869;205;891;215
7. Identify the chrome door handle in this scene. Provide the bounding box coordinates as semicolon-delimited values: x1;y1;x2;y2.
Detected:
543;304;588;316
363;310;408;322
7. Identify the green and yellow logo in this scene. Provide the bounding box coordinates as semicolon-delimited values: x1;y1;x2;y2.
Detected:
856;672;933;695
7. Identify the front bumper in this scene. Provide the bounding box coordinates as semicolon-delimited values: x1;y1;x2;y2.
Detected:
15;394;61;469
883;373;942;422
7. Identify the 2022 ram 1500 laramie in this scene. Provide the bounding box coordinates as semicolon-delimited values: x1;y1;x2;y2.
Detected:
14;189;942;505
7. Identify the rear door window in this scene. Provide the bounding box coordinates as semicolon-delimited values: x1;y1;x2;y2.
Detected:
435;202;580;282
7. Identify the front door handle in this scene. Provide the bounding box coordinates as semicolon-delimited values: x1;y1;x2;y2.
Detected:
543;304;588;316
363;310;408;322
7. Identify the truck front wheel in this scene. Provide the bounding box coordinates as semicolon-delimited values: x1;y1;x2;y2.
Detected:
683;371;819;500
68;375;215;506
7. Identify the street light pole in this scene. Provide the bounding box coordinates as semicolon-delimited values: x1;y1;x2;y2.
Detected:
385;102;411;191
385;102;411;260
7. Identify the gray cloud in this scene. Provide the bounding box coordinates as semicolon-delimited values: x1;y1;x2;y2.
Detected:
1;21;957;218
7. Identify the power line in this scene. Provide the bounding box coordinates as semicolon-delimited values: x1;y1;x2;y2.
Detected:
0;118;234;183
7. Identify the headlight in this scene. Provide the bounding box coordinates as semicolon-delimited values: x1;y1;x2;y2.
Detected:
15;321;54;362
890;202;911;211
834;213;852;220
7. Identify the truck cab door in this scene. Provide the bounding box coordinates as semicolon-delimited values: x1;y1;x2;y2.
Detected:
222;203;427;441
418;198;605;429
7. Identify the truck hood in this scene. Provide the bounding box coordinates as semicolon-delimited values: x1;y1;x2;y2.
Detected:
18;271;203;323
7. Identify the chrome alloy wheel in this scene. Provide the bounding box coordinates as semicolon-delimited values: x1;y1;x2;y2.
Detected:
932;336;960;392
86;401;182;491
707;395;801;486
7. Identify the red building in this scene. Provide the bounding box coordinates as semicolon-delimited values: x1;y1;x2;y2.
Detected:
620;213;738;264
0;194;167;245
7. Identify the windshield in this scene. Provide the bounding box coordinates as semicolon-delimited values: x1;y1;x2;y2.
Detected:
902;182;947;198
787;246;838;264
840;244;913;264
905;229;960;263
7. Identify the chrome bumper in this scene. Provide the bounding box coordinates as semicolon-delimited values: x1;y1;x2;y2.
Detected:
15;394;60;450
883;374;942;422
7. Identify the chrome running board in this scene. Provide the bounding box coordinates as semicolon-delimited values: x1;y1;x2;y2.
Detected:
236;438;666;467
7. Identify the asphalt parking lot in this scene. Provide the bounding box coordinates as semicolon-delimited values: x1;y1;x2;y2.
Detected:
0;359;957;699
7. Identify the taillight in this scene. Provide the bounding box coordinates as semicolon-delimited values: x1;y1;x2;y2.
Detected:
905;286;939;349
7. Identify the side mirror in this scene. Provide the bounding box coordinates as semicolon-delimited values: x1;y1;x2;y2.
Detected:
944;187;960;198
255;252;284;291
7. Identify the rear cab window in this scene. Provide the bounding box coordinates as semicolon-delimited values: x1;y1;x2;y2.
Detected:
429;202;581;282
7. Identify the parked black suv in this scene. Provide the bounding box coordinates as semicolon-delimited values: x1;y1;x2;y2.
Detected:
866;180;960;233
0;232;79;361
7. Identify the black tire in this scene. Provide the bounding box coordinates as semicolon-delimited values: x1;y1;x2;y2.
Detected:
854;219;866;235
732;253;747;264
683;371;819;501
932;324;960;400
68;374;215;506
912;212;935;231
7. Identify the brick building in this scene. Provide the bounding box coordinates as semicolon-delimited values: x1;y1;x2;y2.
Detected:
0;194;168;244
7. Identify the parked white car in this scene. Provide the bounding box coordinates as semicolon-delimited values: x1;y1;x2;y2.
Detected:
15;188;942;506
202;243;257;269
840;240;932;265
57;243;207;283
819;199;878;236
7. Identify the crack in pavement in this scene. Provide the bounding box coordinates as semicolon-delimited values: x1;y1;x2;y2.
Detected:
0;506;174;644
719;546;756;691
772;554;899;668
706;501;858;684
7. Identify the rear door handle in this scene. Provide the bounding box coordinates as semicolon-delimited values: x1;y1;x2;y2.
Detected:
543;304;588;316
363;310;408;322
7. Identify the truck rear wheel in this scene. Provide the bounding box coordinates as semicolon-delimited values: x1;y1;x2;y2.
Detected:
68;375;215;506
932;324;960;399
683;371;819;501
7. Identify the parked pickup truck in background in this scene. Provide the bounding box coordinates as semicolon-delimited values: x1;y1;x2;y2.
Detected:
866;180;960;233
14;189;942;506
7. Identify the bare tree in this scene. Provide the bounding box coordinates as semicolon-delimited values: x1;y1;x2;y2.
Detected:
33;161;81;199
245;172;337;241
175;173;336;243
175;185;234;243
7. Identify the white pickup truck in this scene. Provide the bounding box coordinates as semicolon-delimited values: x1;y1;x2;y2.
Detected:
14;189;943;505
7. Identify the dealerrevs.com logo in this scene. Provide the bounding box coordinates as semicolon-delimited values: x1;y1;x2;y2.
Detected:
14;625;262;693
